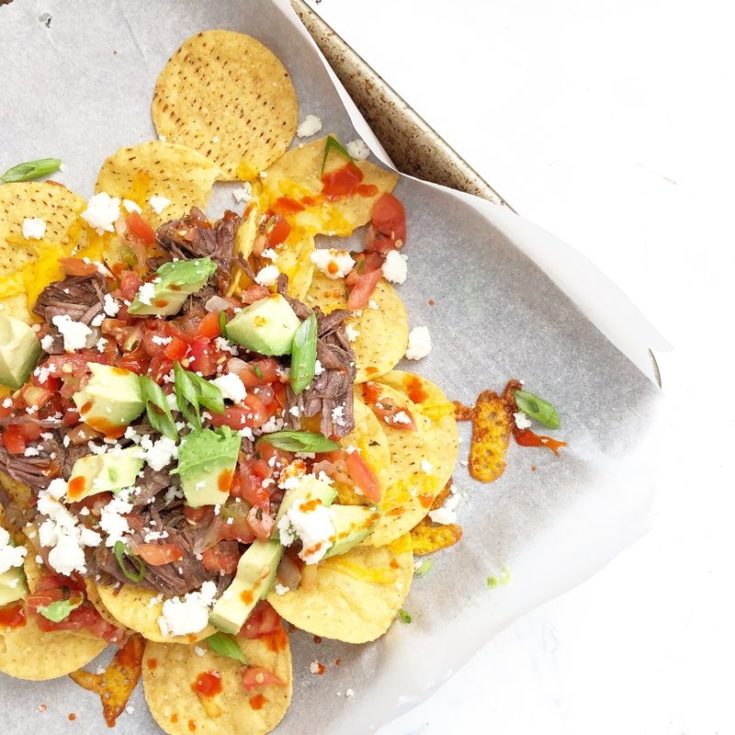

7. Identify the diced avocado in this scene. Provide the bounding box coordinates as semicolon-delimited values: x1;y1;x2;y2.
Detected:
274;475;337;525
177;427;241;508
128;257;216;316
209;540;283;635
0;315;40;389
66;447;144;501
323;505;380;558
0;565;27;607
72;363;144;434
226;294;300;356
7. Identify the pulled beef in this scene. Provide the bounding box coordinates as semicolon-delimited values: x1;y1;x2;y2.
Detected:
33;272;106;353
0;443;56;492
156;208;241;293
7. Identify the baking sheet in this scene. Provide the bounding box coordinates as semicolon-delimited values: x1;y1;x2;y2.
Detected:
0;1;662;733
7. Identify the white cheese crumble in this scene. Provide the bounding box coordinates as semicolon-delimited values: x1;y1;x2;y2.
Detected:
382;250;408;284
40;334;54;351
22;217;46;240
212;373;247;403
345;323;360;343
254;264;281;287
345;688;356;698
513;411;533;430
122;199;142;214
310;248;355;280
368;299;379;310
136;281;157;306
158;581;218;637
314;359;325;376
230;182;253;204
420;459;434;474
103;293;120;316
390;410;412;425
0;527;27;573
274;582;290;596
428;487;461;525
260;248;278;261
99;493;135;547
51;314;92;352
331;405;347;428
296;114;323;138
405;326;432;360
346;139;370;160
148;195;171;215
277;497;335;564
141;436;178;471
81;192;121;234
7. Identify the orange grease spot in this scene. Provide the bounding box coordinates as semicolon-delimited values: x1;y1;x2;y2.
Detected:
249;694;267;711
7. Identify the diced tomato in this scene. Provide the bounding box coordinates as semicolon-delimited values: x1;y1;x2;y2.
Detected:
345;449;381;502
211;393;271;430
21;384;53;409
218;502;256;544
240;284;270;305
184;505;214;525
187;338;217;376
362;382;416;430
195;311;222;339
133;544;183;566
163;335;188;361
62;408;81;428
41;353;93;379
237;358;280;388
265;214;291;247
256;442;293;470
59;257;98;277
240;666;286;691
235;461;271;510
240;601;282;639
361;381;381;405
142;328;168;357
247;506;274;539
364;193;406;252
118;345;150;375
201;541;240;575
1;426;26;454
119;271;142;301
126;212;156;245
70;491;113;517
346;268;383;310
0;398;17;419
147;354;172;383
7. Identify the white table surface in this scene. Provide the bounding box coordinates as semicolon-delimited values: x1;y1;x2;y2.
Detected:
307;1;735;733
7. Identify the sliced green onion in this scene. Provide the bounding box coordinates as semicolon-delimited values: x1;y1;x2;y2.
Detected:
397;608;412;624
258;430;339;453
140;375;178;440
114;541;146;583
187;371;225;415
37;595;84;623
218;311;228;337
486;566;511;589
513;389;561;429
320;135;352;174
253;365;263;380
414;560;433;578
206;633;247;664
1;158;62;184
174;361;201;430
290;313;317;394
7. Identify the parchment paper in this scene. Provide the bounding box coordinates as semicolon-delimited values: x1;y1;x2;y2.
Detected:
0;1;662;733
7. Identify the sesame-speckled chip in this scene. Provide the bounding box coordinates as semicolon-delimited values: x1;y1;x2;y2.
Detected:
152;30;298;181
94;140;220;229
467;390;512;483
267;536;413;644
143;623;292;735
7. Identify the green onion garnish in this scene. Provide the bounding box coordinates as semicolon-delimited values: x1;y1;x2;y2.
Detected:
218;311;228;337
258;430;339;453
397;609;412;624
114;541;146;583
512;389;561;429
289;313;317;394
206;633;247;664
486;566;511;589
414;560;433;578
1;158;62;184
173;361;202;430
252;364;263;380
140;375;178;440
320;135;352;174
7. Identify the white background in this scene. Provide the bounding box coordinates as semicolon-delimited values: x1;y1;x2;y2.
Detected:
306;1;734;733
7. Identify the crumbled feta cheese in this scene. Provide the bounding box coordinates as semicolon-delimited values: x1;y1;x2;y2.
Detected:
289;405;301;418
259;415;284;434
260;248;278;261
232;183;252;203
212;373;247;403
81;192;121;234
143;529;170;543
103;293;120;316
428;487;461;525
274;582;290;596
331;405;347;428
297;114;323;138
122;199;142;214
390;410;412;425
91;313;105;327
513;411;533;430
310;248;355;280
277;497;335;564
51;314;92;351
382;250;408;284
143;436;178;471
420;459;434;474
0;527;27;574
1;398;11;409
405;326;432;360
135;281;156;306
22;217;46;240
23;446;40;457
99;493;135;547
309;660;323;674
39;334;54;351
96;337;108;353
346;139;370;160
314;360;325;376
148;195;171;214
254;265;281;287
158;581;218;637
194;645;206;657
345;688;356;698
345;324;360;342
368;299;379;310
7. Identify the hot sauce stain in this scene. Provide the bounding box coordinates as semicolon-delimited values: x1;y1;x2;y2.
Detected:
313;635;322;644
406;375;428;404
146;658;158;671
68;714;77;721
417;494;433;509
273;196;305;214
334;658;341;667
321;162;366;200
240;589;254;604
188;719;197;732
264;627;288;653
249;694;267;711
513;428;567;455
355;183;379;197
389;559;400;569
217;469;234;491
170;714;179;724
67;475;86;500
192;670;223;698
299;498;320;512
154;299;169;308
0;601;26;629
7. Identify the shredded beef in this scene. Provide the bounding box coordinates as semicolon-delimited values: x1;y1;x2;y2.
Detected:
0;444;55;492
156;208;241;293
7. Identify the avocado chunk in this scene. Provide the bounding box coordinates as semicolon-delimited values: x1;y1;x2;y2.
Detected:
226;294;300;356
209;540;283;635
128;257;216;317
66;446;144;502
0;315;40;389
177;427;241;508
274;474;336;525
323;505;380;558
72;363;144;435
0;566;27;607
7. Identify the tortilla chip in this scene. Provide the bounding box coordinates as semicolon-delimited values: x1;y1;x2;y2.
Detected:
259;135;398;236
0;181;87;310
0;473;33;514
95;140;220;230
152;30;297;181
95;583;215;644
143;629;292;735
270;228;315;301
468;390;512;483
305;272;409;382
410;518;463;556
267;537;413;644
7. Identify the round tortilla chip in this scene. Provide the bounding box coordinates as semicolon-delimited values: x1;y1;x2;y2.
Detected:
143;632;292;735
95;140;220;229
267;535;413;644
95;583;215;644
152;30;297;181
305;272;409;382
0;181;87;309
